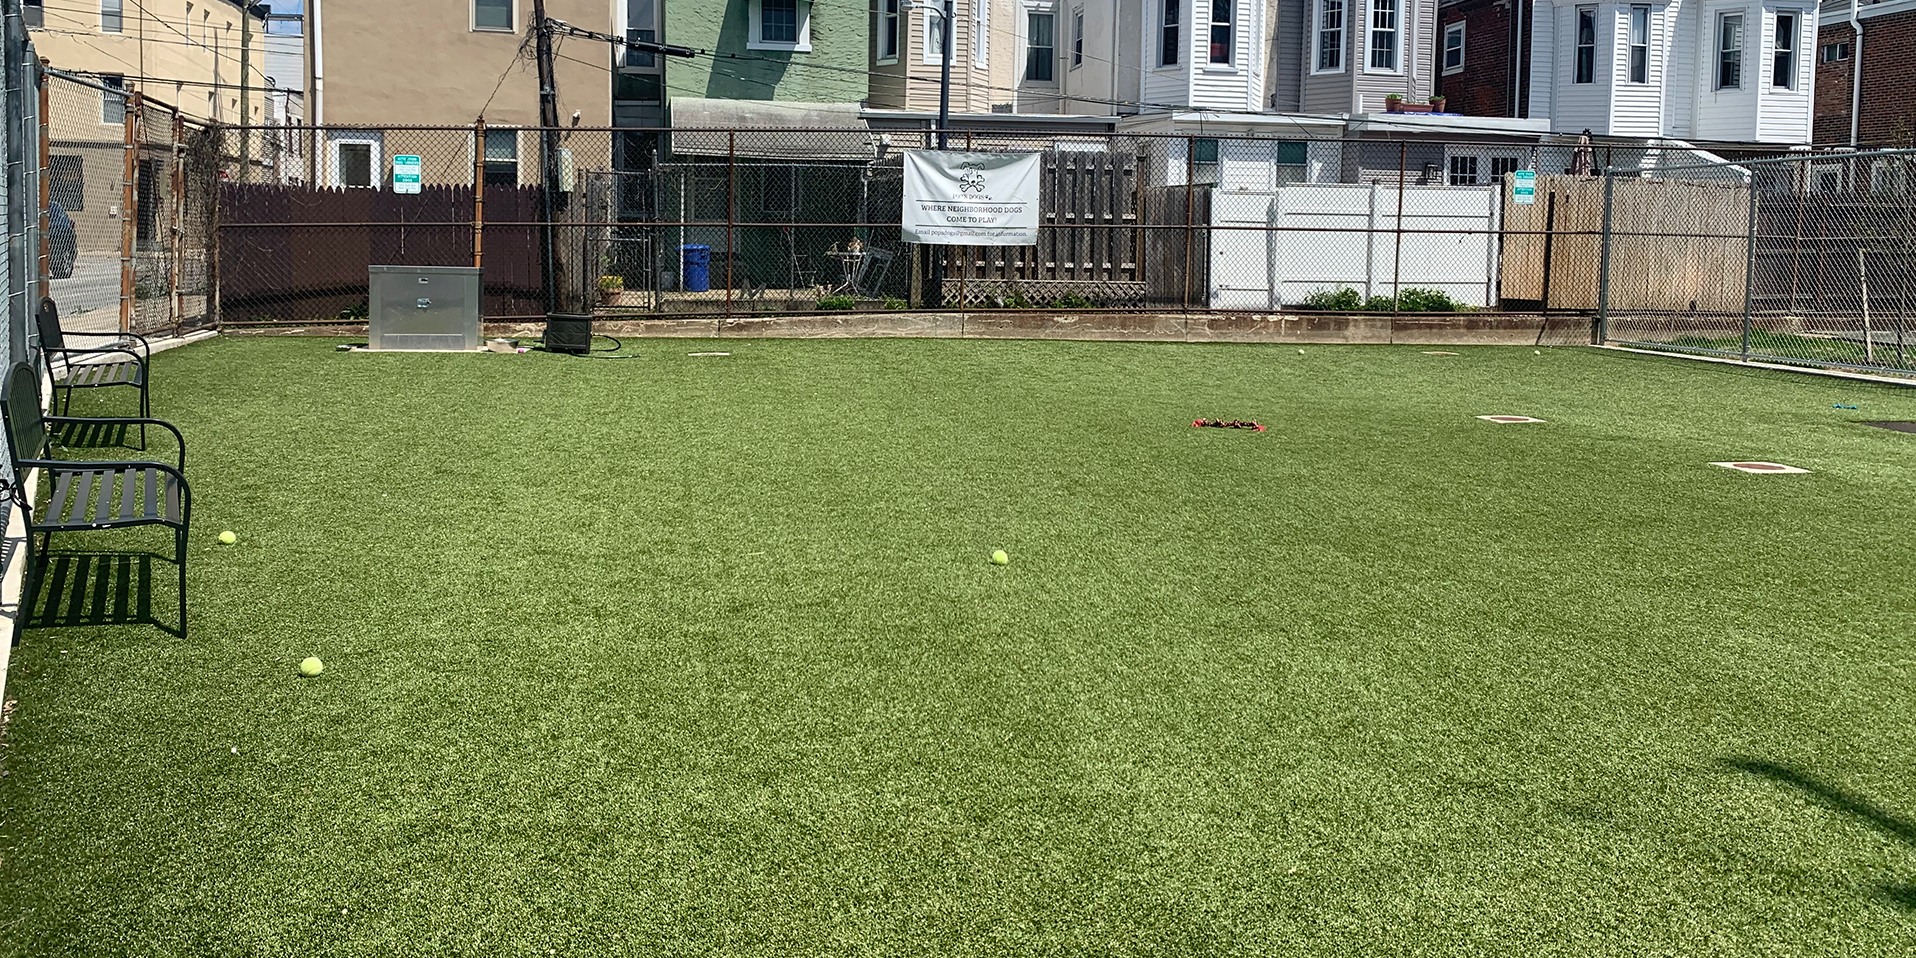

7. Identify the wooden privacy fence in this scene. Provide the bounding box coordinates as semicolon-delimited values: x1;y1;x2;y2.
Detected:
941;149;1148;306
218;183;546;323
1501;174;1750;312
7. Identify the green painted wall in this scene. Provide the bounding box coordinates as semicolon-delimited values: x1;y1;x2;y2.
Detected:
664;0;868;105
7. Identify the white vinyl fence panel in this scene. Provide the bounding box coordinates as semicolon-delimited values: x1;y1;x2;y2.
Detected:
1209;185;1502;309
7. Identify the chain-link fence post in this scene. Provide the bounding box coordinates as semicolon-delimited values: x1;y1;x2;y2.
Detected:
1596;168;1615;344
169;111;185;332
1739;179;1758;360
35;57;47;305
725;130;735;320
1182;135;1194;312
208;122;221;328
119;92;139;335
473;119;485;270
1393;141;1407;322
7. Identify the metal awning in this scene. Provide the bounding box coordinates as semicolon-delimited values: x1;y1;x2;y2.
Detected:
669;98;873;161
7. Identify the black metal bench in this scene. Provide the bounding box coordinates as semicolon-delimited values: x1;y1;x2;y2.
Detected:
37;297;152;446
2;362;192;634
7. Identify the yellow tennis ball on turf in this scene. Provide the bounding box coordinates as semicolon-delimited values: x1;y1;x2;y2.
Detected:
299;657;324;677
218;531;237;545
991;550;1009;565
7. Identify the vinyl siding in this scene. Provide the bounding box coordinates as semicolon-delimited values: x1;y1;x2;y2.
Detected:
1664;0;1695;132
1692;0;1761;139
1754;3;1814;141
1530;0;1557;120
1610;3;1665;134
1188;0;1264;109
1553;2;1613;131
1141;0;1193;109
1271;0;1307;110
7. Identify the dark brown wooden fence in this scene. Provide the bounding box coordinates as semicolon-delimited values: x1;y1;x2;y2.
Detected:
218;183;545;323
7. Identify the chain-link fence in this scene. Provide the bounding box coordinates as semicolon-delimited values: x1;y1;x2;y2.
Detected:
1601;148;1916;377
206;124;1684;335
42;71;214;336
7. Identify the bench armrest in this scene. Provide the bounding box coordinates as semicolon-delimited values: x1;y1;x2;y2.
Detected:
45;416;187;470
17;458;192;508
44;345;146;367
56;328;151;358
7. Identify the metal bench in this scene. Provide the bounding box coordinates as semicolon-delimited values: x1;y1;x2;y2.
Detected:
2;362;192;635
37;297;152;447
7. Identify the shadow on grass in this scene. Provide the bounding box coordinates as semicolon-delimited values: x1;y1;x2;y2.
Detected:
1724;757;1916;912
26;549;181;638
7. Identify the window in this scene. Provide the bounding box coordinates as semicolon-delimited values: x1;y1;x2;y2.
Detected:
626;0;658;67
1210;0;1233;64
101;0;121;33
1192;138;1219;184
483;130;518;187
1574;7;1595;83
100;74;126;125
23;0;40;28
1490;156;1523;180
1820;41;1849;64
474;0;512;31
1716;13;1742;89
879;0;899;62
974;0;989;67
1773;12;1797;88
1275;141;1308;185
1073;9;1084;67
1027;11;1056;81
1629;6;1649;83
182;2;192;43
1159;0;1180;67
1448;155;1479;185
749;0;810;51
1316;0;1343;72
1871;158;1909;194
1368;0;1398;72
1442;22;1464;74
926;7;945;65
49;156;83;210
336;143;374;188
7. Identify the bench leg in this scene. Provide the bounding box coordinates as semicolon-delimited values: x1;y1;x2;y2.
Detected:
139;380;149;451
175;526;187;638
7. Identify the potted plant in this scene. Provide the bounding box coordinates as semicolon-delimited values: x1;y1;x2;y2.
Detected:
1385;94;1405;114
1429;95;1448;113
597;274;624;305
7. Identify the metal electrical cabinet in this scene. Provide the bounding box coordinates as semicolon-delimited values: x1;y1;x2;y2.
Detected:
368;266;483;350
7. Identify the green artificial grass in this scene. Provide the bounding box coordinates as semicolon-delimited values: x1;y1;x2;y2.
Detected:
3;337;1916;956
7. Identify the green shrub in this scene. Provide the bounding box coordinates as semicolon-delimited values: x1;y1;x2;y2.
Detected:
816;294;858;311
1299;287;1364;310
1395;287;1464;312
883;296;910;310
337;301;369;321
1049;292;1095;309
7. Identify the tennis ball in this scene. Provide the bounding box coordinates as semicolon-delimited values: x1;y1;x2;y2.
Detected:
299;656;324;677
990;550;1009;566
218;530;237;545
1534;349;1542;355
1296;348;1305;355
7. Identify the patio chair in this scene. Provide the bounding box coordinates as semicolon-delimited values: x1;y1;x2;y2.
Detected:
36;298;152;446
1;362;192;635
853;248;895;299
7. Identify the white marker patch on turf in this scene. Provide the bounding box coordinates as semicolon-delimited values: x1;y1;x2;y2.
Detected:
1710;461;1810;474
1421;350;1459;356
688;352;732;357
1476;415;1547;424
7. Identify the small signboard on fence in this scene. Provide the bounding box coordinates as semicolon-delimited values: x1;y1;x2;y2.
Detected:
1512;169;1536;205
902;151;1042;246
393;155;422;195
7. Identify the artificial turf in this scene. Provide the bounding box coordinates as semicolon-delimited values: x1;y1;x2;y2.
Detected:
2;336;1916;956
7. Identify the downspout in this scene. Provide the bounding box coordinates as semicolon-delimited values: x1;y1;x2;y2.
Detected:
1849;0;1863;145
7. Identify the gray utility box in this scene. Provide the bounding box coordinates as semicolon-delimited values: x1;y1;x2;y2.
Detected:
368;265;483;351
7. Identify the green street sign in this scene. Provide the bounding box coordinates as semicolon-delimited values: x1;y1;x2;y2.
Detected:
393;154;422;194
1512;168;1536;205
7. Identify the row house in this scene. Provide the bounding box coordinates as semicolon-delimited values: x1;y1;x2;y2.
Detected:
1813;0;1916;146
1438;0;1819;142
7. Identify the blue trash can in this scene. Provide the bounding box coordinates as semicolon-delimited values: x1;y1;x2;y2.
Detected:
680;244;711;293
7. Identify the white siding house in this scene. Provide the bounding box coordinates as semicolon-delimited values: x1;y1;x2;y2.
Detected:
1139;0;1269;111
1528;0;1815;141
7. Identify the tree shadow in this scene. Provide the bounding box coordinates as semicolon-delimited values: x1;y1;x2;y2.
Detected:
1723;757;1916;912
25;549;181;638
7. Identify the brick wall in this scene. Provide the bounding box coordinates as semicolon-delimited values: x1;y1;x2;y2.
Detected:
1436;0;1531;117
1816;9;1916;146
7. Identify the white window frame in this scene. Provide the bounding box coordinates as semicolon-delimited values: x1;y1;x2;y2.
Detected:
749;0;811;53
1715;12;1742;90
100;0;122;33
923;3;946;65
1819;40;1848;64
1442;21;1464;75
1772;10;1799;90
472;0;515;33
1024;4;1058;83
100;74;126;125
1366;0;1400;74
1573;6;1596;84
1313;0;1344;74
1158;0;1181;69
1072;7;1085;68
1628;5;1649;83
975;0;990;68
482;128;520;187
330;136;382;190
1206;0;1235;68
1447;155;1479;185
877;0;900;64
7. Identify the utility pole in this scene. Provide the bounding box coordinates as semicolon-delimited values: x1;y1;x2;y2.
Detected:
936;0;952;150
239;4;253;182
531;0;563;315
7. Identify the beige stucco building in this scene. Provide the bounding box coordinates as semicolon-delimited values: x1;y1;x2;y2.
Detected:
304;0;616;188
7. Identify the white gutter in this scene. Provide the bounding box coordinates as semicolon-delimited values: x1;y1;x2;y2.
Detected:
310;0;323;127
1850;0;1863;145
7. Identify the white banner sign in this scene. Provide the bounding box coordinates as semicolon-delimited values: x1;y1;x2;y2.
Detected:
902;150;1042;246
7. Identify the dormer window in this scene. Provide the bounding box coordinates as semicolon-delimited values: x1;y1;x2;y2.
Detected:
1367;0;1398;72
